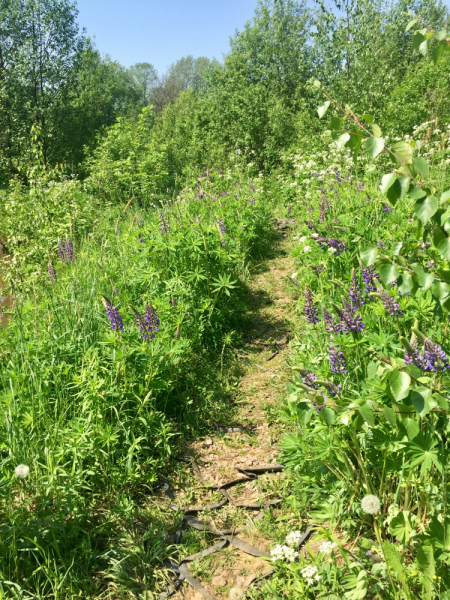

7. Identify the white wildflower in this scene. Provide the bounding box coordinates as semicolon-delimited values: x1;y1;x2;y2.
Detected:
15;464;30;479
270;544;299;562
314;574;321;581
303;245;312;253
328;246;337;254
310;233;319;238
285;530;304;546
299;236;307;243
319;541;337;555
291;272;298;279
307;578;314;585
361;494;381;515
247;162;254;167
301;565;318;583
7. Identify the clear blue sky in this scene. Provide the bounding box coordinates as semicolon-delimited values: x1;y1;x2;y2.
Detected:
76;0;259;73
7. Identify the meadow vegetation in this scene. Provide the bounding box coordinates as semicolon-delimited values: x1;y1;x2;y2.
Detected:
1;0;450;598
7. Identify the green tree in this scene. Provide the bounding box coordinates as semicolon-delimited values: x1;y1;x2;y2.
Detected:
129;62;158;104
0;0;85;181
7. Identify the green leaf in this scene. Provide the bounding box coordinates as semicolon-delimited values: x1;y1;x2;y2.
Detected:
437;238;450;260
330;117;344;139
392;242;403;255
423;515;450;551
383;406;397;427
371;123;382;138
318;101;331;119
389;511;414;545
402;418;420;441
407;185;427;199
336;133;351;148
321;407;336;426
414;196;438;223
412;31;426;51
432;282;450;301
379;263;399;285
367;361;378;380
358;403;374;427
432;41;446;64
360;246;378;267
411;388;437;419
441;189;450;204
412;157;429;178
405;19;418;32
419;39;429;57
391;141;413;165
360;114;374;123
398;273;414;295
365;137;384;160
416;543;435;600
390;370;411;402
380;173;397;194
382;542;414;600
312;79;321;88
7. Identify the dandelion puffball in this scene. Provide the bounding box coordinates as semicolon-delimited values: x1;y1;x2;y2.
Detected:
15;464;30;479
361;494;381;515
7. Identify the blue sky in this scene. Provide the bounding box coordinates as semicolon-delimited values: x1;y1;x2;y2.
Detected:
76;0;258;73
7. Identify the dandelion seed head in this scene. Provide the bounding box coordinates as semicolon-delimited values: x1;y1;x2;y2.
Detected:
15;464;29;479
361;494;381;515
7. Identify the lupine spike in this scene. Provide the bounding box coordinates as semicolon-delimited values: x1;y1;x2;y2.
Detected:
65;236;74;262
304;286;320;324
58;238;66;263
329;344;347;374
101;296;124;332
48;263;57;283
132;307;149;341
144;304;160;339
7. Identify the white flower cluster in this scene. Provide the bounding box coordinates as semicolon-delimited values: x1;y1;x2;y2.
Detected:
301;564;321;585
270;529;308;562
318;541;337;555
270;543;299;562
285;530;305;546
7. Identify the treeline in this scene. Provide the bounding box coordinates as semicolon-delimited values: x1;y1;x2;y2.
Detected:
0;0;449;189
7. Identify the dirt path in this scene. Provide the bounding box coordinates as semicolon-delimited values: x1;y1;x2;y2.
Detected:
168;235;299;600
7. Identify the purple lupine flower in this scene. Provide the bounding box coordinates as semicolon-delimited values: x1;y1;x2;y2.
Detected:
132;307;149;341
316;237;347;255
321;381;341;396
362;266;379;295
377;238;385;250
329;344;347;373
102;296;124;332
311;265;325;277
423;339;450;373
216;217;228;233
323;307;339;333
301;371;319;389
171;296;177;307
144;304;160;338
427;260;436;269
382;203;392;214
341;298;365;332
319;201;326;223
404;334;425;369
58;238;66;263
48;263;57;283
349;269;365;308
378;287;403;317
306;221;316;230
220;191;228;197
65;236;74;262
420;242;431;253
139;234;146;244
217;169;223;176
159;211;171;235
249;196;255;206
304;286;320;324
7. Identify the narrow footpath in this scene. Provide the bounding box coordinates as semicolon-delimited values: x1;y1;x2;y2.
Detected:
165;230;300;600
